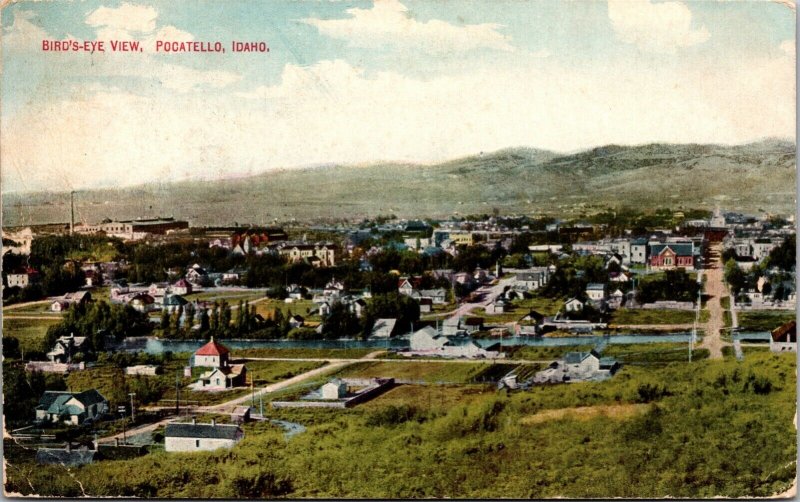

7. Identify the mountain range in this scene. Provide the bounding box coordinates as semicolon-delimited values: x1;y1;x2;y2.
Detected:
3;139;795;227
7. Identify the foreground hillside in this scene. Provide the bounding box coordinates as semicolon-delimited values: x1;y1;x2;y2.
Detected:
4;352;796;498
3;140;795;226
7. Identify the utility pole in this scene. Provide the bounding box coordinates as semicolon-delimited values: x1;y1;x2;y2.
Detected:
175;371;180;415
129;392;136;422
70;191;75;235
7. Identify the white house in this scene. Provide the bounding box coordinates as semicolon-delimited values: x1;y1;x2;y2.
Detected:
586;283;606;302
165;419;244;452
564;298;584;312
35;390;108;425
409;326;451;351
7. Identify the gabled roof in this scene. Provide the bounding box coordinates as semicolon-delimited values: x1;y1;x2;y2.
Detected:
771;320;796;343
195;337;230;356
37;389;106;413
586;283;605;291
165;422;243;440
650;243;693;257
563;350;601;365
162;294;188;306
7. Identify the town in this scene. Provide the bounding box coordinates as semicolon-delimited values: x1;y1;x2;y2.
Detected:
2;204;796;498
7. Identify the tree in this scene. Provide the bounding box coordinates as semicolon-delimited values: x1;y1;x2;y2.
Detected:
724;259;748;296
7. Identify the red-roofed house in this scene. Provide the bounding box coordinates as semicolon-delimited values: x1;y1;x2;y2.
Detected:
193;337;231;368
770;320;796;353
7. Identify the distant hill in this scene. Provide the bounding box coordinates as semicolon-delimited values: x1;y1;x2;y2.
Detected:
3;140;795;227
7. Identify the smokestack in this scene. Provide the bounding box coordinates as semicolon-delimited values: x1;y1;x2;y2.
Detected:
70;191;75;235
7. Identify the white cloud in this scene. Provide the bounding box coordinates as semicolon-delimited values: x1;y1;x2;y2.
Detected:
780;39;795;57
608;0;710;54
301;0;514;53
86;3;157;34
2;10;49;50
3;52;794;193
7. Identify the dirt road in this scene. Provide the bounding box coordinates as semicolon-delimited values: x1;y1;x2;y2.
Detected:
698;243;730;359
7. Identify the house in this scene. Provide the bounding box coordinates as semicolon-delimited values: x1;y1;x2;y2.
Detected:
129;293;156;313
514;268;550;291
461;317;484;334
410;326;451;351
607;289;625;310
162;294;188;313
148;282;170;298
50;300;71;312
231;406;251;424
289;315;305;328
172;278;193;295
324;279;346;296
398;277;418;296
648;243;694;270
6;267;40;288
125;365;160;376
196;364;247;389
35;390;108;425
47;334;90;363
486;299;506;314
533;350;620;384
419;297;433;313
630;238;648;265
609;272;630;283
770;320;796;352
564;298;584;312
318;301;332;317
351;298;367;318
370;318;399;338
419;289;447;304
186;264;209;286
278;242;337;267
321;379;348;400
165;419;244;452
585;283;606;302
192;337;231;368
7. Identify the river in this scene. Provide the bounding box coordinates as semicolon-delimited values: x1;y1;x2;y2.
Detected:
113;331;769;354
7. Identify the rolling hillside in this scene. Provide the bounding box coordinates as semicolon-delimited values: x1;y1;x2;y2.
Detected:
3;140;795;227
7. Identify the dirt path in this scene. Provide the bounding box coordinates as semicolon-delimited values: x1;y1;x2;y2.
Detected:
2;300;51;312
698;243;730;359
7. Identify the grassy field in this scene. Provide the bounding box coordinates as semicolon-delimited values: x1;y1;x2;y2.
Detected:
334;360;507;384
253;299;320;321
2;301;61;315
609;308;704;325
3;317;61;354
244;360;325;385
8;351;795;498
184;290;265;303
737;311;795;332
601;343;708;364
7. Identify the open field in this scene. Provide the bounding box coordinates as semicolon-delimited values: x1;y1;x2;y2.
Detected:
244;360;326;385
609;308;706;326
737;311;795;332
334;360;507;384
6;351;795;498
253;299;320;321
238;347;376;359
520;403;650;425
3;317;61;354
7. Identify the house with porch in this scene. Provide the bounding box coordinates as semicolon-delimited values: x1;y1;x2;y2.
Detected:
35;390;108;425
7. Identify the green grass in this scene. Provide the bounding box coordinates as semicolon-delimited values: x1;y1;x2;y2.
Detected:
244;360;325;385
8;352;795;498
2;301;60;315
334;360;504;384
3;317;61;353
506;345;595;360
738;311;796;332
601;343;708;364
721;296;731;310
610;308;700;325
253;299;320;321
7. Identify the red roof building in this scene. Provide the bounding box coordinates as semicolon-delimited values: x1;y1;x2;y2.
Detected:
193;337;231;368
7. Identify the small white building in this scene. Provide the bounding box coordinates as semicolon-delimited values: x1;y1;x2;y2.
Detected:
770;321;796;353
564;298;584;312
164;419;244;452
586;283;606;302
321;379;348;400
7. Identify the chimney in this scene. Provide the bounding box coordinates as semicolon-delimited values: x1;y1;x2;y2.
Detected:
191;416;197;425
211;418;216;427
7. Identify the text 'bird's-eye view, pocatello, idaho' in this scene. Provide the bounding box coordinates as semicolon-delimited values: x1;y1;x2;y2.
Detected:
1;0;797;499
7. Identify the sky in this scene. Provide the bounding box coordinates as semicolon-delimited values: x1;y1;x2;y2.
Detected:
1;0;796;193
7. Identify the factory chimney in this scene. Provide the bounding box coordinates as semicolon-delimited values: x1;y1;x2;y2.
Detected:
70;191;75;235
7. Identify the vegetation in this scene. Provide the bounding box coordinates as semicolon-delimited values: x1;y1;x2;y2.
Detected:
636;269;700;304
738;311;796;332
5;352;795;498
609;308;700;325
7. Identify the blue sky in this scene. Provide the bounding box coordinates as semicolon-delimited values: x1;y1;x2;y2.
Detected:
1;0;795;193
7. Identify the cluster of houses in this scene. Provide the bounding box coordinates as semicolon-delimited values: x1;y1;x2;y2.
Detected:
405;326;504;359
532;350;621;384
75;217;189;241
